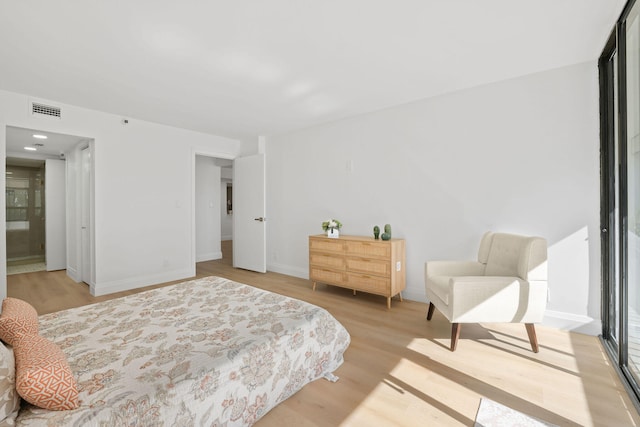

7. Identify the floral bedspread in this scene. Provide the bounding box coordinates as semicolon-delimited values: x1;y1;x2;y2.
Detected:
15;276;351;426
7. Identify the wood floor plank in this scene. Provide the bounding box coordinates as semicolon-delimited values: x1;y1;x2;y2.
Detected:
7;240;640;426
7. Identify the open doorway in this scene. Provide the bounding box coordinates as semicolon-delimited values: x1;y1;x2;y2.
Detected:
194;155;233;266
5;126;94;284
192;151;266;274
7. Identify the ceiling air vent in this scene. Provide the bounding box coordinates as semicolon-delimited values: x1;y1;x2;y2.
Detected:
30;101;61;119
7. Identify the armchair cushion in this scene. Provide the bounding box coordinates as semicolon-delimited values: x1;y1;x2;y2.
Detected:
448;276;531;322
425;261;485;278
425;260;487;306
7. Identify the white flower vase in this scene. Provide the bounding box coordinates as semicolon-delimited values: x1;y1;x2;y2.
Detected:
327;228;340;239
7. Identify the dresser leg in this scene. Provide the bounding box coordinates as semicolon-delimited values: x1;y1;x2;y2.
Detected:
387;297;391;309
399;292;403;302
353;289;356;296
312;282;316;291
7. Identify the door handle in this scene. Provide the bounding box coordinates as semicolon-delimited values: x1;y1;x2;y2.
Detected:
254;217;266;222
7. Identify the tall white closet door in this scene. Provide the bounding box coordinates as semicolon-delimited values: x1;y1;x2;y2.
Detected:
45;159;66;271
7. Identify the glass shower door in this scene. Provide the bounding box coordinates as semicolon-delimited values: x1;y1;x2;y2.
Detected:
5;164;45;268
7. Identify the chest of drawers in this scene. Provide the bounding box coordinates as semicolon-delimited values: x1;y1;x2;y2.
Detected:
309;234;406;308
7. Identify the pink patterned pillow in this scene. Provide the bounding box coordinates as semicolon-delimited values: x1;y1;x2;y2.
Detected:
13;334;78;410
0;298;39;346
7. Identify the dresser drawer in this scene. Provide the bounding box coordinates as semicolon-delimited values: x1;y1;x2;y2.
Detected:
345;257;390;277
310;253;345;270
344;272;390;295
309;238;344;254
345;241;390;258
310;267;345;285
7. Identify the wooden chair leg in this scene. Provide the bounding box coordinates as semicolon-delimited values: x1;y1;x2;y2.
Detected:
451;323;460;351
525;323;539;353
426;302;435;320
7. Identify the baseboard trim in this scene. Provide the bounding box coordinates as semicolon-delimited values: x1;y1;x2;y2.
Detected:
543;309;602;336
196;252;222;263
399;290;425;304
66;267;80;283
267;262;308;279
92;268;194;297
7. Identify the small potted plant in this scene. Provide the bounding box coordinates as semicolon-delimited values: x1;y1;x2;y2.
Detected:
322;219;342;238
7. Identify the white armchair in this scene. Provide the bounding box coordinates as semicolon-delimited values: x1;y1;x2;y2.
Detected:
425;231;547;352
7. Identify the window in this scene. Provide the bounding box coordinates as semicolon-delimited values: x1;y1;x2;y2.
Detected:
600;0;640;410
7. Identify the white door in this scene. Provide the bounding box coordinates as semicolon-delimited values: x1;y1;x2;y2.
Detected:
45;159;66;271
233;154;266;272
80;147;92;284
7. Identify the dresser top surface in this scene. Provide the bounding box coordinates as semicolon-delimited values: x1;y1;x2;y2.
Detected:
309;234;404;242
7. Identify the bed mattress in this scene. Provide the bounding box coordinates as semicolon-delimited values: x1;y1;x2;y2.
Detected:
15;276;350;426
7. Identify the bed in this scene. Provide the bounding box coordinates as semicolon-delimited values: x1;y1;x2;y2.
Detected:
7;276;351;426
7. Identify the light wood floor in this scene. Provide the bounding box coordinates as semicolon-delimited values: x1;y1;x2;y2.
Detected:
7;241;640;426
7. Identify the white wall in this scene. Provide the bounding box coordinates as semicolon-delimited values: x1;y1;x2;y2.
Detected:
0;89;241;298
266;61;601;334
195;156;222;262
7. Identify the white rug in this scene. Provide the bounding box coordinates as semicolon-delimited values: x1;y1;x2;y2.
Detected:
474;398;558;427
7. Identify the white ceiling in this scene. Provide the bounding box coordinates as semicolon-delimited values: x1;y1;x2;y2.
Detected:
0;1;626;140
5;127;88;160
